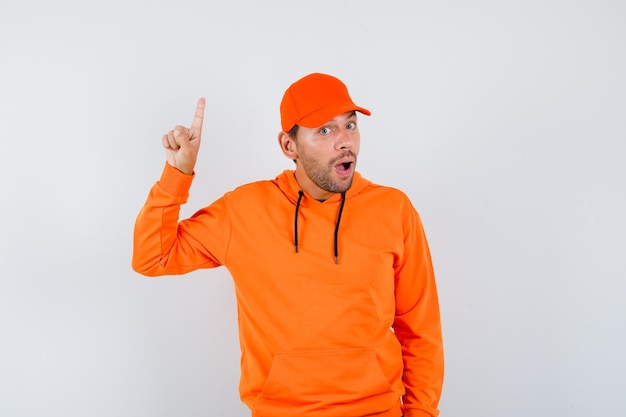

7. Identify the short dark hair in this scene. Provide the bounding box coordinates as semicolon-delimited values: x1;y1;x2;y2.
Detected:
287;125;299;164
288;125;299;140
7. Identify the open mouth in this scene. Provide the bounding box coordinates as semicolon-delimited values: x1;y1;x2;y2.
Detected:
335;161;354;175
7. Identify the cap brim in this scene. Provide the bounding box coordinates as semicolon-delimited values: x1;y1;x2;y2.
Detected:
297;103;371;129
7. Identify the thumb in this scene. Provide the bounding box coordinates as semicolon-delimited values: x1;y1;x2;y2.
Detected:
174;128;192;150
172;129;197;175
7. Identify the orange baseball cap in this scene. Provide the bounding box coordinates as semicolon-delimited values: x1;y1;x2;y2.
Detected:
280;73;371;132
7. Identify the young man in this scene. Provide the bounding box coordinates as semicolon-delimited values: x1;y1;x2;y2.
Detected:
132;73;444;417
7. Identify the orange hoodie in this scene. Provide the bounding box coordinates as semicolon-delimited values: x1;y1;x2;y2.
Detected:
133;163;443;417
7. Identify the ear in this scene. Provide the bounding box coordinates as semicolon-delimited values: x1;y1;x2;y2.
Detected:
278;131;298;161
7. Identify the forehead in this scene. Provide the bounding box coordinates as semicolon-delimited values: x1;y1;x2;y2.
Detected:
322;111;357;126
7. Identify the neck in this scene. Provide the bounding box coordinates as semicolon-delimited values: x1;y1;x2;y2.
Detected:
293;169;335;201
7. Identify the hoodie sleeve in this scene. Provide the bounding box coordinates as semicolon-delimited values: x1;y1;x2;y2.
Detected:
132;163;230;276
392;206;444;417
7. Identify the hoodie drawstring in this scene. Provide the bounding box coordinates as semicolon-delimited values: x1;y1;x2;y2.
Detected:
294;190;304;253
334;192;346;264
293;190;346;264
293;190;304;253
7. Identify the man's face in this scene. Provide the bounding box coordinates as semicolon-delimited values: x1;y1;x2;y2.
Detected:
293;111;360;200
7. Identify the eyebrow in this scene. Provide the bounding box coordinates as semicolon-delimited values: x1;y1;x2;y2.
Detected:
331;111;357;123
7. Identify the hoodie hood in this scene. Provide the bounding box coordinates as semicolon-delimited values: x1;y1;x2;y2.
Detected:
274;169;372;206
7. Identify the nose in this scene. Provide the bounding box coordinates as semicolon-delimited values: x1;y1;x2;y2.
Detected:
334;128;352;151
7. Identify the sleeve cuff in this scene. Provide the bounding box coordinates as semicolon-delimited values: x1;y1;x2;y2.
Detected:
157;162;195;196
403;407;437;417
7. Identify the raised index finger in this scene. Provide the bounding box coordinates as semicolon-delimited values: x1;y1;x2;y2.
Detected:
191;97;205;133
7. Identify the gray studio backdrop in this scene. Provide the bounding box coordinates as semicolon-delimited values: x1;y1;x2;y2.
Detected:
1;1;624;416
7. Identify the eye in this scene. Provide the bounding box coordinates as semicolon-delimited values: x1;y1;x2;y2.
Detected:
318;127;332;135
346;122;357;130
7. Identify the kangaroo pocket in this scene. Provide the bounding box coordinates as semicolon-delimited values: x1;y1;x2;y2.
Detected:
255;348;397;417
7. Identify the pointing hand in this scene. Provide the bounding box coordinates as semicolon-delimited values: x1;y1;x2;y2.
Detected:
162;98;205;175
